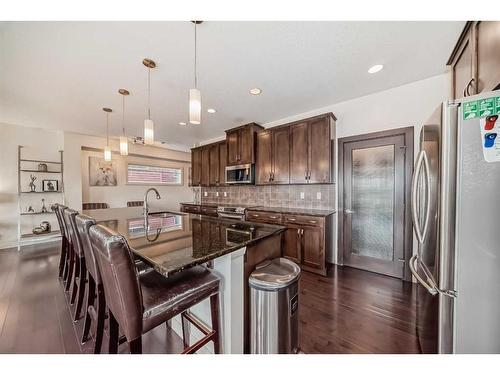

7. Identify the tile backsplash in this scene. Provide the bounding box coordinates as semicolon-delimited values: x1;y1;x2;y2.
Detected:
200;184;335;209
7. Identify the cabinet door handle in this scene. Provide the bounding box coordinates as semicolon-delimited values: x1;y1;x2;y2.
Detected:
269;172;272;182
305;170;308;180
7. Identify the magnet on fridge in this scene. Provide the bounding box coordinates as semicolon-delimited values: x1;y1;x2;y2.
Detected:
485;115;498;131
484;133;497;148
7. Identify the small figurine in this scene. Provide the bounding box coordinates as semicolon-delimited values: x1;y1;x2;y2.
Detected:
28;174;37;192
33;221;51;235
41;198;47;213
27;205;35;213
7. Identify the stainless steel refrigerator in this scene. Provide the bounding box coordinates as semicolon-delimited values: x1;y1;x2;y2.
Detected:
410;90;500;354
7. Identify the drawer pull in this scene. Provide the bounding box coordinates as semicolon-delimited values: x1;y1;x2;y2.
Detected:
308;220;317;224
288;218;296;221
269;216;278;219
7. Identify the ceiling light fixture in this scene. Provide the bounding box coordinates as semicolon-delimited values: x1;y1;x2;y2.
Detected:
207;108;216;114
118;88;130;156
249;88;262;95
189;21;203;125
143;58;156;145
179;122;187;126
103;107;112;161
368;64;384;74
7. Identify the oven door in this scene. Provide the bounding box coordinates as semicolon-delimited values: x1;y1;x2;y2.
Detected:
225;164;254;184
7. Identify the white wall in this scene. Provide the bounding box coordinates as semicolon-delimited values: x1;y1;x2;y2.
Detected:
64;132;192;212
0;125;193;249
0;123;64;249
263;73;450;263
80;148;192;211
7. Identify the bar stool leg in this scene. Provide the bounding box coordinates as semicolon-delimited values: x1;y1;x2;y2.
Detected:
74;260;87;321
128;337;142;354
70;256;80;304
108;311;119;354
65;247;75;292
81;275;95;343
93;285;106;354
181;311;190;348
58;237;67;278
210;293;221;354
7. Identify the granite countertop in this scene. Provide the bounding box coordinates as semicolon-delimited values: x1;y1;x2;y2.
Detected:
82;207;284;277
180;202;335;216
250;206;336;217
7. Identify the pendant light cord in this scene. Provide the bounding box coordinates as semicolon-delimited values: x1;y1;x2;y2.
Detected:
106;112;109;146
147;67;151;120
194;22;197;89
122;94;125;136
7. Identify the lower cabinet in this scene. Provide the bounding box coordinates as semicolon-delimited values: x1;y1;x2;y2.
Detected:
246;210;332;276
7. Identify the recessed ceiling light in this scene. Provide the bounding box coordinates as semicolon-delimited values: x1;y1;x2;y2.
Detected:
368;64;384;74
249;88;262;95
207;108;216;114
179;122;187;126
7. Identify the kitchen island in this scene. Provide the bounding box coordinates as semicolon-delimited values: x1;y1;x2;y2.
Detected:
82;207;285;353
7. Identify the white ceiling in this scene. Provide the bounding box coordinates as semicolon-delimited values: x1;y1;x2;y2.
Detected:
0;21;464;149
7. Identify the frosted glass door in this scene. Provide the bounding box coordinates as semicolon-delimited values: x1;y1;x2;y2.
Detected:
343;134;406;278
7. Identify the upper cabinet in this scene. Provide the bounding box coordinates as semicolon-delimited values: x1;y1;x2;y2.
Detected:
290;114;335;184
448;21;500;99
191;141;227;187
225;123;264;165
256;126;290;185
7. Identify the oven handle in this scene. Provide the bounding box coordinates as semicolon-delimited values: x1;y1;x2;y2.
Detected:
218;213;245;220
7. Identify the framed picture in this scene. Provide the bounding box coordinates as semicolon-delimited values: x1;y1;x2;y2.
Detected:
89;156;117;186
42;179;59;192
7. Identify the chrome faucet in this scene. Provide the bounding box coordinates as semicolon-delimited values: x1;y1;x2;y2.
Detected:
144;188;161;242
144;187;161;217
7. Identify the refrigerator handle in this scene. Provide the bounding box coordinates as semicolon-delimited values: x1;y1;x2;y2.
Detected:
420;151;432;243
409;254;438;295
411;150;425;244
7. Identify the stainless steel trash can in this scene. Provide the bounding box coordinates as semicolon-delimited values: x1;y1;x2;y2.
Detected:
249;257;301;354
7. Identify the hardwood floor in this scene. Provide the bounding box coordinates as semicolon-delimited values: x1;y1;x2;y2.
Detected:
0;241;184;354
299;265;421;354
0;241;420;354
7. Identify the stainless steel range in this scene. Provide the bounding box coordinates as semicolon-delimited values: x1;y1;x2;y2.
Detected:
216;205;257;220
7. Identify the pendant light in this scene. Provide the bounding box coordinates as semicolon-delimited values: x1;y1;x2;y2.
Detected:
143;58;156;145
103;107;112;161
118;88;130;155
189;21;202;125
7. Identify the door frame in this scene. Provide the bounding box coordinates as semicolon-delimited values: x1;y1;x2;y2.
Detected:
338;126;414;281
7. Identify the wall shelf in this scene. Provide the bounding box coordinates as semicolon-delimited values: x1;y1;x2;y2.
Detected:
20;211;55;216
20;169;62;174
18;146;65;249
20;230;61;239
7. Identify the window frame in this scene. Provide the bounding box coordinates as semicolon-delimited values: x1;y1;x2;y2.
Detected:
126;162;184;186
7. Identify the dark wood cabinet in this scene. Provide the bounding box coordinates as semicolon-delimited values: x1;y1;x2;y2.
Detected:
225;123;264;166
200;146;210;187
289;114;334;184
191;148;202;186
219;141;227;186
283;225;301;263
180;203;218;217
256;130;273;184
448;21;500;99
246;209;333;276
209;143;220;186
290;122;309;184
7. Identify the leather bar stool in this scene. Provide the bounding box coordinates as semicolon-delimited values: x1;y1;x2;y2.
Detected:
74;214;106;353
63;208;87;320
52;203;69;279
59;205;75;289
89;224;222;354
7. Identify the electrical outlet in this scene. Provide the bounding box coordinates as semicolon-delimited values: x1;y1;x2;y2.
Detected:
316;192;321;200
204;191;208;197
300;192;305;199
223;192;227;197
216;191;220;197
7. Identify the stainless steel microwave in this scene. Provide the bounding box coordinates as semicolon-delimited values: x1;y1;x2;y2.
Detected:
225;164;254;184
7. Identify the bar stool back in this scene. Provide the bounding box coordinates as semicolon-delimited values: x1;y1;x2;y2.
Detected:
53;203;68;278
89;224;222;354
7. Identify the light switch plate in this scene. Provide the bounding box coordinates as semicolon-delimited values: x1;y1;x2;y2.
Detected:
223;192;227;197
316;192;321;200
300;192;305;199
204;191;208;197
